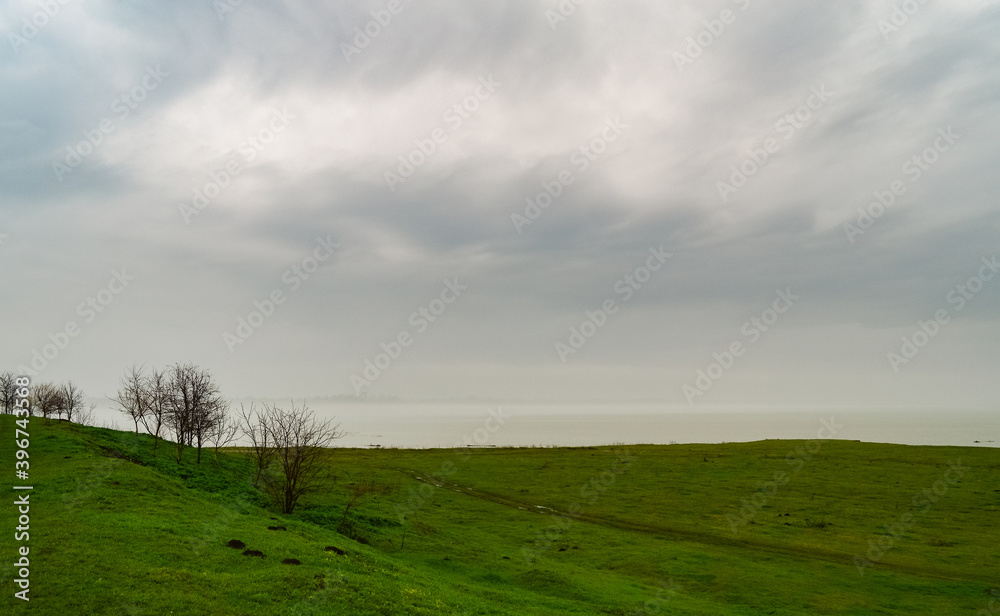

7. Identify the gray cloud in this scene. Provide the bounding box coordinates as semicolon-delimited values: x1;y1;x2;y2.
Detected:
2;0;998;407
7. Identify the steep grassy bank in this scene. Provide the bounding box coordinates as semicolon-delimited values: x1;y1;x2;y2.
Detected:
2;415;997;615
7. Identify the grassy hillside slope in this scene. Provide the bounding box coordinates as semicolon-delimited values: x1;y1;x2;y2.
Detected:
2;415;997;615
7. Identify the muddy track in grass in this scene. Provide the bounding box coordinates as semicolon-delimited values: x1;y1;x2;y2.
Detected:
388;467;996;586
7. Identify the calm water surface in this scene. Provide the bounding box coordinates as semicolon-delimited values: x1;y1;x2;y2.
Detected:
89;402;999;449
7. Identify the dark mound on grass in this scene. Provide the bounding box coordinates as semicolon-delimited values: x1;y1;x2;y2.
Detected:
100;446;143;465
325;546;346;555
282;558;301;565
242;550;265;558
268;525;287;531
226;540;246;549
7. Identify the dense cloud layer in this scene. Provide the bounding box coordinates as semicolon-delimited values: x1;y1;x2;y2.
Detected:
2;0;998;406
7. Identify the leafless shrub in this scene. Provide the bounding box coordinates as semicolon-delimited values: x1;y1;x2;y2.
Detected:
252;402;343;514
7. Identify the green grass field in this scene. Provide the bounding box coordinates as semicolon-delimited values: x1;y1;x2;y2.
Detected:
2;415;998;615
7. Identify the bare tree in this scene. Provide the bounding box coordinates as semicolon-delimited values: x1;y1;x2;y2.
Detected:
339;476;396;533
260;402;343;514
166;365;195;456
238;403;275;487
112;365;148;433
206;405;240;464
59;381;87;422
75;403;97;426
166;363;225;464
139;368;170;454
32;382;63;419
0;372;16;414
193;398;227;465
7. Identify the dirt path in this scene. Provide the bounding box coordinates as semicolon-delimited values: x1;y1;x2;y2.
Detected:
389;467;996;586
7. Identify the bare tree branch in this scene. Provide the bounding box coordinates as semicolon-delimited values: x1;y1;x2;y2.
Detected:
238;403;275;488
207;404;240;464
111;365;148;433
258;402;343;514
339;476;396;534
76;403;97;426
0;372;16;415
59;381;87;422
139;368;170;454
166;363;225;464
32;382;63;419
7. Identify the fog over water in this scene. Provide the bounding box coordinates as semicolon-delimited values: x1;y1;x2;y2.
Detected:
5;1;999;417
87;400;999;449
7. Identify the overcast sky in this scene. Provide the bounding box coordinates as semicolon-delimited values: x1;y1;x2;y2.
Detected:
2;0;998;407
